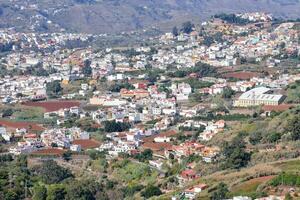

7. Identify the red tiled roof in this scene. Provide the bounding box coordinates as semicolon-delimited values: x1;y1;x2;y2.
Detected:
24;133;37;138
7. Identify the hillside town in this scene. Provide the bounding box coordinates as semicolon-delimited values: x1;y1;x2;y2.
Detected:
0;12;299;200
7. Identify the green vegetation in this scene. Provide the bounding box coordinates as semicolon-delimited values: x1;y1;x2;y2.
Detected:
46;184;66;200
14;107;44;121
230;177;271;198
221;135;251;169
214;13;251;25
141;185;162;198
88;150;106;160
172;26;179;36
286;114;300;140
46;81;63;98
25;65;49;77
285;81;300;103
65;179;103;200
82;59;92;77
0;155;116;200
108;82;134;92
62;151;72;162
274;160;300;172
32;184;47;200
211;182;229;200
1;108;14;118
91;157;108;173
74;117;100;132
222;87;235;99
103;120;131;132
192;113;251;121
181;21;194;34
178;78;214;90
270;172;300;187
146;69;164;83
202;32;225;47
33;160;73;184
122;184;144;197
167;62;217;78
133;149;153;162
112;159;158;185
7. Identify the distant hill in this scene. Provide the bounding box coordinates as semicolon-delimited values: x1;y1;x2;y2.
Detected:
0;0;299;33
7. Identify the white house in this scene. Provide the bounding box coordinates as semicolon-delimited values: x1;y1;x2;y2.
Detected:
70;144;81;152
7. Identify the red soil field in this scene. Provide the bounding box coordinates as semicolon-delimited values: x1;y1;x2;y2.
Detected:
31;148;66;156
0;120;44;131
223;72;260;80
72;139;101;150
23;101;80;112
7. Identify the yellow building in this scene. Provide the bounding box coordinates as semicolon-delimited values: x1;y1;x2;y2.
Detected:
234;87;285;107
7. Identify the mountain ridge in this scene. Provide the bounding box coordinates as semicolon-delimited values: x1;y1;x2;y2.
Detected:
0;0;299;33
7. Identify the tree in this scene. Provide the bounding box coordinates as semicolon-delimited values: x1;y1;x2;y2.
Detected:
141;185;162;198
82;59;92;77
249;131;262;145
266;132;281;143
109;82;134;92
181;21;194;34
33;184;47;200
123;184;144;197
88;150;105;160
147;69;162;83
222;136;251;169
213;32;224;43
214;13;250;25
34;160;73;184
62;151;72;162
211;182;229;200
279;42;286;50
145;63;152;70
46;81;62;98
103;120;131;133
222;87;235;99
2;108;14;118
66;179;100;200
202;36;214;46
193;62;217;77
4;190;19;200
172;26;179;36
47;184;66;200
134;149;153;162
287;115;300;140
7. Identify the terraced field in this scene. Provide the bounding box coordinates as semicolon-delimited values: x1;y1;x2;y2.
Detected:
231;176;274;197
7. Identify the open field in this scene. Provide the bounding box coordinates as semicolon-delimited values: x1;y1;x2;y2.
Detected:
231;176;274;196
222;72;261;80
0;120;44;131
31;148;66;156
23;100;81;112
272;159;300;172
72;139;101;150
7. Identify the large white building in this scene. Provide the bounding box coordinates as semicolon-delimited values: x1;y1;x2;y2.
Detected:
234;87;285;107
